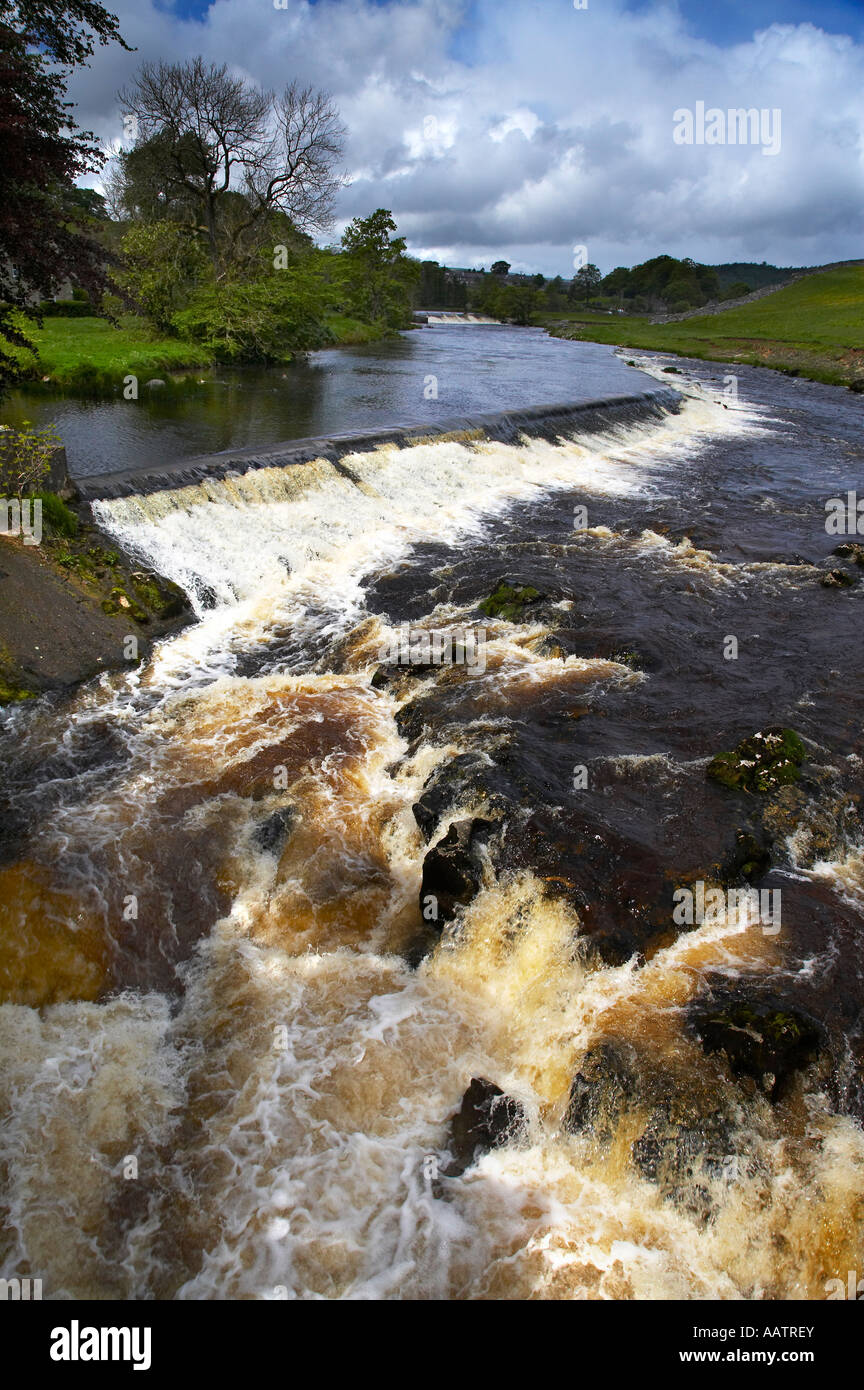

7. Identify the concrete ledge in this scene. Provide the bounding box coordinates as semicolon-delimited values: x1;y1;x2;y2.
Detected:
78;389;681;502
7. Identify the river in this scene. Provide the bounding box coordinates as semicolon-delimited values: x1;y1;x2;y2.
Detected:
0;329;862;1299
0;324;648;478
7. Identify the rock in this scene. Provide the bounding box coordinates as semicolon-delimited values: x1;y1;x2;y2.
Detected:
833;542;864;564
419;818;494;924
253;807;296;855
707;727;806;795
690;989;823;1101
412;753;508;841
721;829;772;883
444;1078;527;1175
631;1099;738;1216
563;1040;638;1141
820;568;855;588
479;579;545;622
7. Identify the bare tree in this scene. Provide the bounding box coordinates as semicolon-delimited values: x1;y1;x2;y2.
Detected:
116;59;345;276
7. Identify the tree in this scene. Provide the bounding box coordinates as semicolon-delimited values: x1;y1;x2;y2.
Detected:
0;0;130;392
340;209;418;327
171;258;331;363
543;275;567;311
571;263;602;304
117;220;208;332
490;260;511;276
115;61;344;277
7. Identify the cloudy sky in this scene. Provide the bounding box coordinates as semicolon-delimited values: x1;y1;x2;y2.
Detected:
70;0;864;276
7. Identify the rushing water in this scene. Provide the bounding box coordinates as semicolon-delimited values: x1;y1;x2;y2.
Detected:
1;351;863;1299
0;325;648;478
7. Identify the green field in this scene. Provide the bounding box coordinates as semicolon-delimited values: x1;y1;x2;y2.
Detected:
542;266;864;388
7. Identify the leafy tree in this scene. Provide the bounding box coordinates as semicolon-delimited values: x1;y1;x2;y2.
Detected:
571;263;602;304
116;61;344;277
543;275;567;311
340;209;418;326
490;260;511;276
0;0;130;392
0;422;61;498
172;260;331;362
118;220;208;332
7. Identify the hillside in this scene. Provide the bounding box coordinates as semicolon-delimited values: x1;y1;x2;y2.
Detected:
544;265;864;388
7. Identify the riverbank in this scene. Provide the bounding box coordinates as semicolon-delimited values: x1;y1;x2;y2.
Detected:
0;503;191;704
542;265;864;389
4;312;397;395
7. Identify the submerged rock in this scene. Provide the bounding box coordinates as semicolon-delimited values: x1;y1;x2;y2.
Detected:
833;542;864;564
419;817;495;924
707;727;806;795
563;1041;639;1141
253;807;297;855
444;1078;527;1176
690;989;823;1101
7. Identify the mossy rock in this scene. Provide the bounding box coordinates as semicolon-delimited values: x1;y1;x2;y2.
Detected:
129;572;187;620
612;648;643;670
707;727;806;795
479;580;543;622
0;678;35;705
833;542;864;565
691;991;823;1101
820;568;855;588
0;647;35;705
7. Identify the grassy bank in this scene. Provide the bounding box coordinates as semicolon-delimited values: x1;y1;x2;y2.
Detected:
541;267;864;388
6;310;400;394
7;315;214;393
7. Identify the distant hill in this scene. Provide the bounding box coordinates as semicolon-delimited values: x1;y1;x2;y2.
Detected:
710;262;800;292
709;259;864;293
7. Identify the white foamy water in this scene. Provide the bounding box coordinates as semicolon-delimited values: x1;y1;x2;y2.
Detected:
3;395;863;1301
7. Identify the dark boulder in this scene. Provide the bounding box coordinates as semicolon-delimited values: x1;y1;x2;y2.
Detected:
419;818;494;925
833;542;864;564
820;568;855;588
444;1078;527;1176
690;989;823;1101
253;807;297;855
412;753;512;841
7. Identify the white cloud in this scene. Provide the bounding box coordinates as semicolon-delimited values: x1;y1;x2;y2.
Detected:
69;0;864;274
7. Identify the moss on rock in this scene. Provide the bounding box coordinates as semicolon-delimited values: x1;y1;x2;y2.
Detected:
707;727;807;795
479;580;543;622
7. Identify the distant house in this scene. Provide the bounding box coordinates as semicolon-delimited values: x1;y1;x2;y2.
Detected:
449;266;557;288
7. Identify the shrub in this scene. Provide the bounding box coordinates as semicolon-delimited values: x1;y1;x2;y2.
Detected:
172;269;331;362
37;300;94;317
0;423;60;498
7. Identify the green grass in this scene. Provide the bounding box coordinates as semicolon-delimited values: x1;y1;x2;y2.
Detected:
6;315;213;393
541;267;864;388
5;312;397;391
324;314;393;345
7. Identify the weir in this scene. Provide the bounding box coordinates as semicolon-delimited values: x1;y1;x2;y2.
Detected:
76;389;681;502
